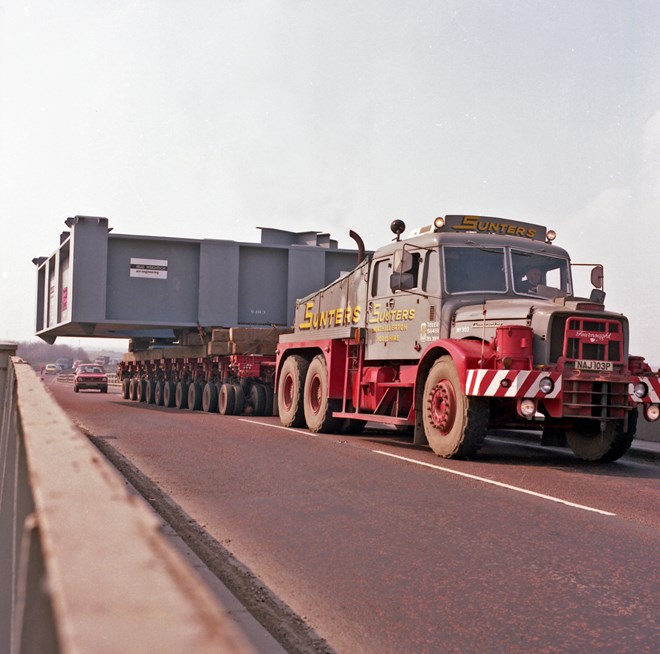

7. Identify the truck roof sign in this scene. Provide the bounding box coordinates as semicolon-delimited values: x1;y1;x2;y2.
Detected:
440;215;548;241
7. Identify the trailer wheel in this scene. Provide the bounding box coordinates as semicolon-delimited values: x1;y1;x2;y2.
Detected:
163;381;176;408
187;382;203;411
218;383;235;415
304;354;341;433
278;355;309;427
175;381;189;409
202;383;219;412
154;381;165;406
264;385;274;416
233;384;246;415
129;379;139;401
250;383;268;416
136;379;147;403
145;380;156;404
422;355;489;458
567;410;637;462
122;378;131;399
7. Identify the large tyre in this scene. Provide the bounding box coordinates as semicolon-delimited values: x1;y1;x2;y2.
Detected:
202;382;219;412
218;383;236;415
250;383;268;416
154;381;165;406
163;381;176;408
304;354;341;433
136;379;147;403
121;378;131;399
129;378;139;401
567;410;637;462
422;355;489;458
175;381;189;409
278;355;309;427
145;380;156;404
187;382;203;411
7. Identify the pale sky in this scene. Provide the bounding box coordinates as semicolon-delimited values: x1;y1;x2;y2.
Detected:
1;0;659;364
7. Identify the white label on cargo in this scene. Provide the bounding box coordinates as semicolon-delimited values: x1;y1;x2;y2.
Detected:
130;258;168;279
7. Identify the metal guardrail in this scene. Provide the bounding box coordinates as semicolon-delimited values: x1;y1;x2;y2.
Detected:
0;343;255;654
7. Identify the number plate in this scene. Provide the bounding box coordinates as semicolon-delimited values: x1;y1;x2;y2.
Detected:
575;359;613;372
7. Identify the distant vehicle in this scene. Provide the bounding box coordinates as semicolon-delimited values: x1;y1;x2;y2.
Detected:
73;364;108;393
44;363;58;375
56;357;72;371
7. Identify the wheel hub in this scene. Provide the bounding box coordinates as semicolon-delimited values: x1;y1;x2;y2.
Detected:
428;380;456;435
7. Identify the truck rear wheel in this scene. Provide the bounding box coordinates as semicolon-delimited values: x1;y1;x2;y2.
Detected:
122;378;131;399
202;383;218;412
154;381;165;406
218;383;235;415
278;355;309;427
422;355;489;458
304;354;341;433
567;411;637;462
187;382;203;411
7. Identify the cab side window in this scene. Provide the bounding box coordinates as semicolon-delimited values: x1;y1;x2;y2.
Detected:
371;258;392;297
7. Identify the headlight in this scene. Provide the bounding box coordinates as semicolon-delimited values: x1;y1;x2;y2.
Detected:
539;377;555;394
633;382;648;399
519;398;537;418
644;404;660;422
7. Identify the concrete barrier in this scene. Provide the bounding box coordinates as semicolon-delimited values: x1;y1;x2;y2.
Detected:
0;344;255;654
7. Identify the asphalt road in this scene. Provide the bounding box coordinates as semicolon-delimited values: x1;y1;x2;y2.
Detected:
47;378;659;653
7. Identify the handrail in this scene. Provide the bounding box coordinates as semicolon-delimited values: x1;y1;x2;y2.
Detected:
0;346;255;653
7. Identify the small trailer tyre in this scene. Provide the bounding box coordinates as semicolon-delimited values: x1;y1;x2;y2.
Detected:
163;381;176;408
187;382;203;411
218;383;236;415
175;381;189;409
202;382;219;412
250;383;268;416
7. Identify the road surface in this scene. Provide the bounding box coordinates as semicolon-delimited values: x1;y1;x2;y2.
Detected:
47;378;659;653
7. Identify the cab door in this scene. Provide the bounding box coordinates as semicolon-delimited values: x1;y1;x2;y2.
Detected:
364;245;433;362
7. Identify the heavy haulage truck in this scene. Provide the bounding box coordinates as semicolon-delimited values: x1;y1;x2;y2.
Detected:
274;215;660;461
34;214;659;461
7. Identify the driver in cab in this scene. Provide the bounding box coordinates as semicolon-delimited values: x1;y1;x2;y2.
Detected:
518;267;542;294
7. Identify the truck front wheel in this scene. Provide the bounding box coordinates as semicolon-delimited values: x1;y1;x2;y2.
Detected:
278;355;309;427
566;410;637;462
422;356;489;458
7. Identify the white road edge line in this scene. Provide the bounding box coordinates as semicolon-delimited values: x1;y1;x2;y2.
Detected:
239;419;616;516
373;450;616;516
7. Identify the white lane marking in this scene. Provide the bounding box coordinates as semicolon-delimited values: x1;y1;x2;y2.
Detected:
239;419;616;516
372;450;616;516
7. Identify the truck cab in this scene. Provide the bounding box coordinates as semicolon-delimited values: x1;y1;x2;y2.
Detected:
277;215;660;462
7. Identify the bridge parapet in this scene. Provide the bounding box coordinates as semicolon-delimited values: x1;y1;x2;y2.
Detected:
0;344;255;653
